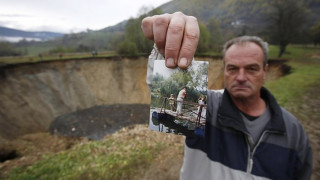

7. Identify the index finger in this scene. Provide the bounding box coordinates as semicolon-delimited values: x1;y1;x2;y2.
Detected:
178;16;199;69
165;12;186;68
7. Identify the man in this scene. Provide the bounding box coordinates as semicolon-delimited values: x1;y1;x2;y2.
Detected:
169;94;175;111
142;12;312;179
176;87;187;115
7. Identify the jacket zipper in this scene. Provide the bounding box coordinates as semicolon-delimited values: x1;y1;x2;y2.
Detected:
246;130;270;173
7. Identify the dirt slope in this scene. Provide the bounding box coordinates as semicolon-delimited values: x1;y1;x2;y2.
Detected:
0;57;150;140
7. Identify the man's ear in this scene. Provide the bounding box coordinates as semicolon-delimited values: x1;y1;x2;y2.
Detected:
264;64;269;72
263;64;269;83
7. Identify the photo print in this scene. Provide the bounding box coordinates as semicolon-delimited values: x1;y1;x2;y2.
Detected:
149;60;209;137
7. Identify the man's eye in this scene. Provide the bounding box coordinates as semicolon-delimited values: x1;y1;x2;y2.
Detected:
227;67;237;71
247;66;259;72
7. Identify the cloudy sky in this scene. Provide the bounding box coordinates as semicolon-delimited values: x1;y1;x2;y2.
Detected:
0;0;171;33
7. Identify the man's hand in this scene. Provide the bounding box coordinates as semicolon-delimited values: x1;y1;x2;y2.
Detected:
141;12;199;69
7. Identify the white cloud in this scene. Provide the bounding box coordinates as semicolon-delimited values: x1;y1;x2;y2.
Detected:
0;0;171;33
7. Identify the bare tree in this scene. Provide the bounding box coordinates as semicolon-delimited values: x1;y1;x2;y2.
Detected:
263;0;309;57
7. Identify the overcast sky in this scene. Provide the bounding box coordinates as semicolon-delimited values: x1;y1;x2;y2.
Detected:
0;0;171;33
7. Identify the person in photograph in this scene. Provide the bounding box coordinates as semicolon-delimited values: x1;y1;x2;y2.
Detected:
142;12;312;180
176;87;187;115
198;95;205;105
197;95;205;116
169;93;175;111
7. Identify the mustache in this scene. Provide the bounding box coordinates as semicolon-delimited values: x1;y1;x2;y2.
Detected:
230;82;252;89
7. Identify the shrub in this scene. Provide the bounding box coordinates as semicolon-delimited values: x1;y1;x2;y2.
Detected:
116;41;138;56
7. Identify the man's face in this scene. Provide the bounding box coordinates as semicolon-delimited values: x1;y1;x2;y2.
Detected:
224;42;268;100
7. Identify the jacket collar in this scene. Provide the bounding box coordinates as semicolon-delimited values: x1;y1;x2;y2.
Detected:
217;87;286;134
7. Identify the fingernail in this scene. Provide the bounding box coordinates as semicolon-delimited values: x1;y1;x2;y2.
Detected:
179;57;188;66
166;58;175;67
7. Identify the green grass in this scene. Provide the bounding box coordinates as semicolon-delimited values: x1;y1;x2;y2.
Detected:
197;44;319;60
5;134;166;180
265;61;320;108
0;51;118;65
265;44;320;108
16;45;54;56
268;44;319;60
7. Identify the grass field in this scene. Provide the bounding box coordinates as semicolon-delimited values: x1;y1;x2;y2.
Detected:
266;45;320;107
0;51;118;65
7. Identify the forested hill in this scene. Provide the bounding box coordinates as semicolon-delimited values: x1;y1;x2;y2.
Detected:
160;0;229;21
100;0;320;53
160;0;320;22
159;0;320;32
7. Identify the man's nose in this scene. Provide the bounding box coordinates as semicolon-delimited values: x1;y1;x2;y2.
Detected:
235;69;246;81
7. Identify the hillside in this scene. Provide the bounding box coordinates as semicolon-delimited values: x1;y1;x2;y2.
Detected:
159;0;320;35
0;26;63;42
0;57;150;141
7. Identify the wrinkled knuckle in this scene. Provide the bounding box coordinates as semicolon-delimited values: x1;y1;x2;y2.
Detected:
166;43;180;52
181;44;195;54
141;18;152;29
142;16;152;24
187;15;198;22
141;19;148;28
168;24;184;34
154;16;168;26
185;31;199;41
154;39;165;45
173;11;185;17
161;13;169;17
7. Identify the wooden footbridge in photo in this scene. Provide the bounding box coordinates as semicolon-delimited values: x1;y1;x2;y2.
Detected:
152;97;206;127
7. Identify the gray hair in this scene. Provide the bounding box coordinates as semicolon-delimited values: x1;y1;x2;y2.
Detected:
222;36;269;66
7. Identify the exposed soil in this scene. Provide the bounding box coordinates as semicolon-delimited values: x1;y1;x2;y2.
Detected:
49;104;150;140
0;57;150;141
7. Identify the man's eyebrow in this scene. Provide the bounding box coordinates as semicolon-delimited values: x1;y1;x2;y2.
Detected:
225;64;238;67
225;63;262;69
246;63;260;67
225;64;238;69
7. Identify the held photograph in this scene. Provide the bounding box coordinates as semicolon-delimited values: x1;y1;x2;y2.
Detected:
149;60;209;137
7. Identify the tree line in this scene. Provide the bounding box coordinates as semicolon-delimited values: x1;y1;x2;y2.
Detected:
117;0;320;58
